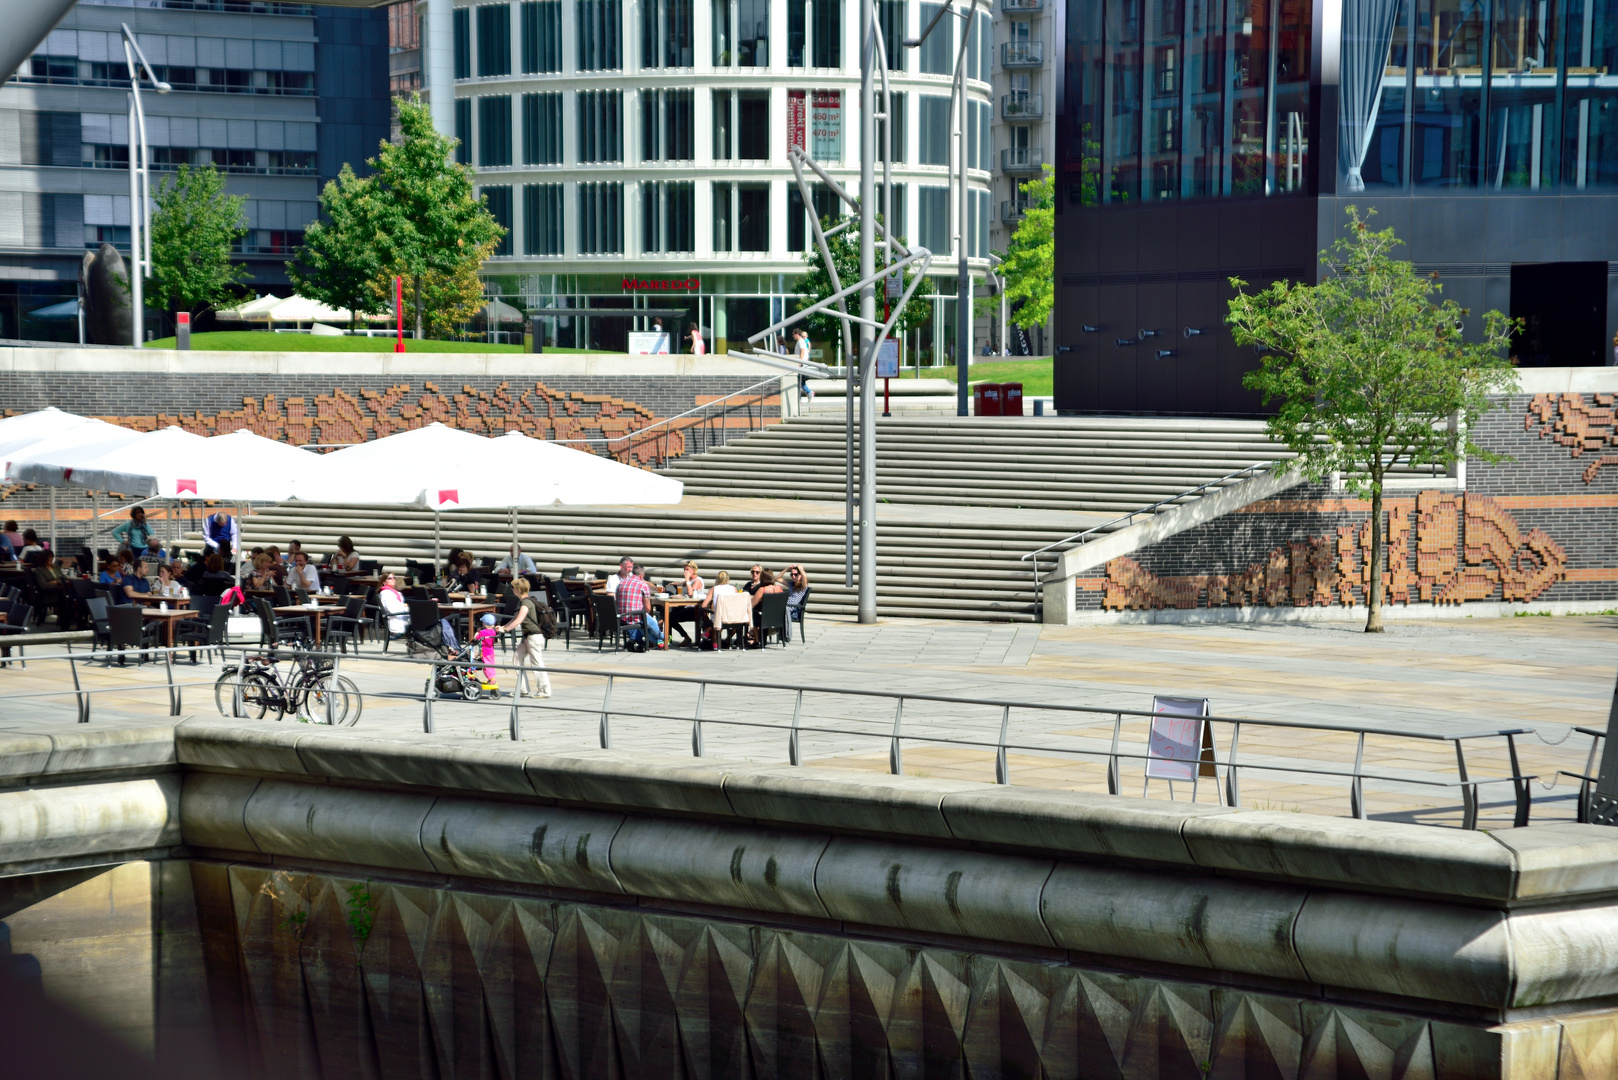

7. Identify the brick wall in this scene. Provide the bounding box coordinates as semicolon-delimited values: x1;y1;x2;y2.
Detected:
1082;392;1618;613
0;370;767;539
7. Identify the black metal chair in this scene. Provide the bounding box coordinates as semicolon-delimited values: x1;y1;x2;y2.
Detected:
428;586;449;603
177;598;230;665
0;602;32;667
253;597;311;647
107;604;159;666
546;580;584;648
272;583;293;606
495;592;522;652
85;597;112;651
787;586;811;644
590;593;621;652
756;592;790;647
358;559;381;575
325;596;368;655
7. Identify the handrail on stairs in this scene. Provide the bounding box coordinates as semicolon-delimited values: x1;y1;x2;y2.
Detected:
550;376;787;468
1021;459;1279;617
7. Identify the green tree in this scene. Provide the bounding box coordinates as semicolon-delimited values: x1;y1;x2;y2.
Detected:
1227;207;1519;632
1000;165;1053;331
145;163;249;319
794;215;934;364
287;164;389;328
369;96;504;338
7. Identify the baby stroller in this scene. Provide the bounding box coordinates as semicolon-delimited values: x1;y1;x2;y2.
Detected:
429;635;499;701
406;600;490;700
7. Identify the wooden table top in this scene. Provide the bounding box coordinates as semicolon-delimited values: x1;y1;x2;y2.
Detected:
140;608;199;622
130;594;190;608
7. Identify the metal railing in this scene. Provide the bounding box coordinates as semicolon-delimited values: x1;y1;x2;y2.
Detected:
1000;41;1044;66
3;644;1540;829
552;376;784;468
1021;460;1278;617
1000;147;1046;172
1000;200;1029;223
1001;92;1043;119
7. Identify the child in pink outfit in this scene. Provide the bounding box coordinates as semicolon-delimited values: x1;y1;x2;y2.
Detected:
475;613;501;691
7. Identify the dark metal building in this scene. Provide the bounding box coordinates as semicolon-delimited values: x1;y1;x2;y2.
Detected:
1054;0;1618;414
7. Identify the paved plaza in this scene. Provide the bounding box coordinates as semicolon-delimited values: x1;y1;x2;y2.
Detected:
6;611;1616;829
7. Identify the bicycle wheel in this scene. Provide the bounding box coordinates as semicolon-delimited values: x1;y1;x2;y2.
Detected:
215;669;273;719
299;674;363;726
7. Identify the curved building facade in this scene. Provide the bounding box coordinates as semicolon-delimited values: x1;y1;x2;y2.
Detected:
442;0;995;357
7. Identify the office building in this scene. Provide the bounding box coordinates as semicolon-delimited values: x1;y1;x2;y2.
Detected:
0;0;389;342
1053;0;1618;414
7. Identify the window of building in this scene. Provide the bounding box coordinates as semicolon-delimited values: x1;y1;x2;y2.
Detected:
787;0;842;67
521;1;563;72
918;2;952;74
968;187;987;257
712;0;770;66
877;181;906;241
969;10;990;81
524;182;565;254
455;98;473;164
712;181;770;251
523;92;564;164
918;183;948;252
477;4;512;75
389;1;421;50
967;99;989;170
577;90;624;162
578;181;624;253
715;89;771;159
642;0;694;67
642;180;695;252
879;0;906;70
787;181;840;251
454;7;472;78
478;96;513;166
642;89;695;160
482;184;513;254
887;91;907;162
919;94;949;165
577;0;623;70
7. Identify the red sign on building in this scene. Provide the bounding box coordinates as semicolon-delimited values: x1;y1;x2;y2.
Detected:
622;277;700;291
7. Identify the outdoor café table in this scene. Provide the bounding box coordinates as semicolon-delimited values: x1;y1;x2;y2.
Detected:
130;594;190;609
656;595;701;645
276;602;335;645
345;575;382;590
141;607;201;648
440;601;498;643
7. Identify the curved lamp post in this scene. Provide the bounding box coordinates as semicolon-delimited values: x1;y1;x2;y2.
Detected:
121;23;170;349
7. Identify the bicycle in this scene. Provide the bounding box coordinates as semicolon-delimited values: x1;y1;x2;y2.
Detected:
214;648;363;726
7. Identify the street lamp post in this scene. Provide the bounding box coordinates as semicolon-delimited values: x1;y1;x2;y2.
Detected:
121;23;170;349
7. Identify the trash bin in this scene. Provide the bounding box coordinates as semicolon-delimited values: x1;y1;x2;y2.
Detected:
973;384;1003;416
1003;383;1023;416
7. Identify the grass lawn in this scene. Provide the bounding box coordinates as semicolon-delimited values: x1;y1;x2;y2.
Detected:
140;331;599;353
917;357;1053;396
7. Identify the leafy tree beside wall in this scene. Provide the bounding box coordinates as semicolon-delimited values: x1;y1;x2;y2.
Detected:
145;163;250;320
1000;165;1053;333
1227;207;1520;632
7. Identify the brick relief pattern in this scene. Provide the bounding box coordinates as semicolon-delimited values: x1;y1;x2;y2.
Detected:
1526;393;1618;482
197;862;1484;1080
1102;492;1567;611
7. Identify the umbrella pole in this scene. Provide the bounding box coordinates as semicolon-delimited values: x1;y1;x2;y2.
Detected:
48;487;56;551
434;511;440;583
511;507;518;568
235;502;245;588
92;492;99;556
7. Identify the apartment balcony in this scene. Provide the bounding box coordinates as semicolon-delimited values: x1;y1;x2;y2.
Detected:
1001;41;1044;67
1000;0;1043;11
1001;200;1030;223
1000;147;1045;172
1000;92;1043;119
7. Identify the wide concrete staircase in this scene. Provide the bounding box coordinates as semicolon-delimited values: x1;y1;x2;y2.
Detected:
236;415;1290;623
661;415;1282;513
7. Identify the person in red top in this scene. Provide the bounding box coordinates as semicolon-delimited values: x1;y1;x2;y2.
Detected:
614;558;663;649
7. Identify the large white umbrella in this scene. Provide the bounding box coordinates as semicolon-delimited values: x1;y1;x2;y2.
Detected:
4;418;149;553
44;427;321;503
13;425;211;495
293;422;684;571
0;410;128;550
215;294;286;322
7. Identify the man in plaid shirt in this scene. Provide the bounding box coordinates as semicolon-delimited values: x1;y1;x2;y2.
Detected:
614;558;663;649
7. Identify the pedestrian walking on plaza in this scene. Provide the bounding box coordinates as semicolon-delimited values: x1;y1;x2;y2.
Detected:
688;322;705;355
499;577;553;697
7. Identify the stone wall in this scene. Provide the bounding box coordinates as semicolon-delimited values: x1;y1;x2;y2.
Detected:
1080;389;1618;616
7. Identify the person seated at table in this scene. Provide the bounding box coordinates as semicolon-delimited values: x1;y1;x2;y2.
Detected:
261;546;286;582
448;556;482;593
332;536;361;574
0;533;13;562
203;511;238;560
290;550;320;593
615;561;663;650
196;553;234;597
247;553;277;589
153;562;188;600
378;572;409;634
137;534;167;567
749;569;786;644
780;564;810;640
494;546;536;576
1;520;21;552
18;529;45;560
27;551;71;627
120;559;155;602
99;555;134;603
743;564;765;595
111;506;154;555
667;561;706;646
603;557;631;594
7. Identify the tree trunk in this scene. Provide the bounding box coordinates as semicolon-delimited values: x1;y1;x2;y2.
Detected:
1366;477;1385;632
413;274;423;340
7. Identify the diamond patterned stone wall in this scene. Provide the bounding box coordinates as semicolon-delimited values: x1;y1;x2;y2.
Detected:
186;861;1576;1080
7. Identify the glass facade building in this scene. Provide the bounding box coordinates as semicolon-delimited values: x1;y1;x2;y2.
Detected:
1054;0;1618;414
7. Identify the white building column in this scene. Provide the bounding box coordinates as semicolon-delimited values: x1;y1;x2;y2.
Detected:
426;0;455;136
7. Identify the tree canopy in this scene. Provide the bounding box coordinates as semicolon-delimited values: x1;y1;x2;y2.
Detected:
286;163;389;326
1227;207;1519;631
1000;165;1053;331
144;163;249;318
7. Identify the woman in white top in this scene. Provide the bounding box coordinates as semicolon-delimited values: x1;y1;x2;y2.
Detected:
153;562;188;599
333;535;361;574
378;572;409;634
688;322;705;355
669;561;706;646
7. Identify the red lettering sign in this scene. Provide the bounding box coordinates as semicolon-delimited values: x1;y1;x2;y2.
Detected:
621;277;701;291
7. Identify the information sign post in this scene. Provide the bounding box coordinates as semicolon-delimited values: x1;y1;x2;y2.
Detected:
1144;696;1216;802
877;339;899;417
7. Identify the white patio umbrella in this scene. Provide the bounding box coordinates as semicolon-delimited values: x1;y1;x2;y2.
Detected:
3;417;147;552
215;293;286;322
0;407;97;451
293;422;684;570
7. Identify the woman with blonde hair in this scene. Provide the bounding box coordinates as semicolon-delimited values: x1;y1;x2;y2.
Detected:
668;561;706;646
